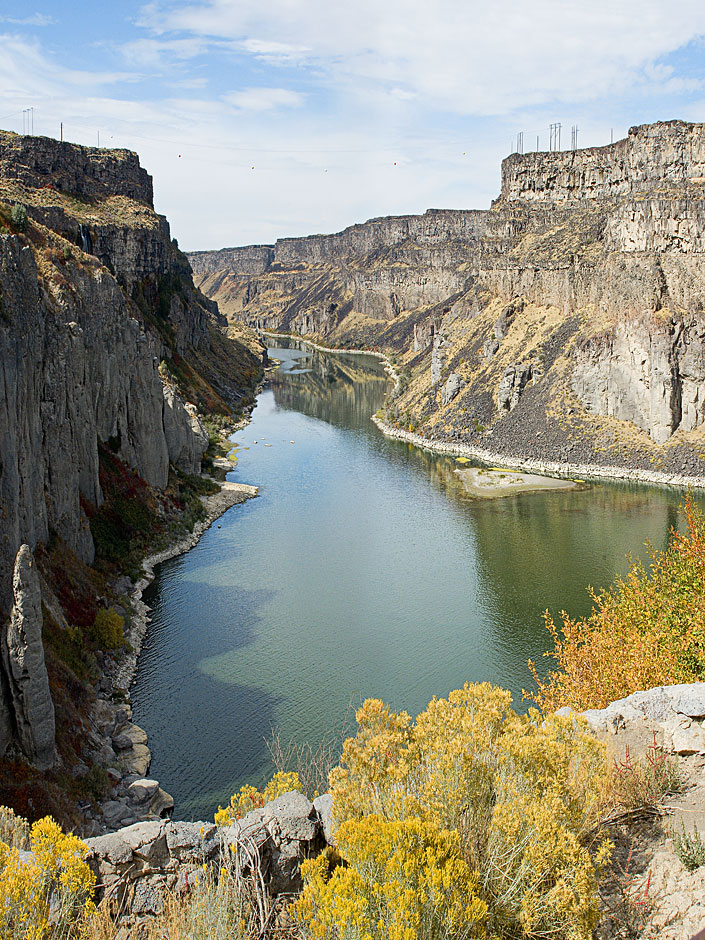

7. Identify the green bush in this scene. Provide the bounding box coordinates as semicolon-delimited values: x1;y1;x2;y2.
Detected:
10;204;27;231
90;608;124;650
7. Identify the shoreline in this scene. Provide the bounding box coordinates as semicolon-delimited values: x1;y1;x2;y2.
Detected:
371;416;705;491
258;329;705;492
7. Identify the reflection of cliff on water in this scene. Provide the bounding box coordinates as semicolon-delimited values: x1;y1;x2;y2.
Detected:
464;485;684;683
370;439;691;691
269;345;390;432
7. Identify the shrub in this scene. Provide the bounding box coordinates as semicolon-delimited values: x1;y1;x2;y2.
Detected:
296;816;488;940
672;820;705;872
323;684;610;940
0;806;28;850
610;735;683;811
529;495;705;712
0;812;95;940
214;771;302;827
10;204;27;231
90;608;124;650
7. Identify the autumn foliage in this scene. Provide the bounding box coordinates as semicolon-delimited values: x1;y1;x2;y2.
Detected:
529;495;705;712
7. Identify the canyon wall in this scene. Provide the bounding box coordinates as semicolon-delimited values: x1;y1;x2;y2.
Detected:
189;120;705;477
0;131;260;768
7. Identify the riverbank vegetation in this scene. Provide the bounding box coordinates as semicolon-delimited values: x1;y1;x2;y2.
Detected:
529;494;705;711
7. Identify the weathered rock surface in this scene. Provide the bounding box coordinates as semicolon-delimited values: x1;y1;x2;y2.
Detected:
441;371;464;405
497;363;533;413
0;131;263;770
3;546;55;770
85;791;329;924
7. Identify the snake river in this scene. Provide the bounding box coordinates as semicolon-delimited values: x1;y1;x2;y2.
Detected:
131;342;691;820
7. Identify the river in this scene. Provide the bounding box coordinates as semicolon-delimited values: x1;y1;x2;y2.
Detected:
131;341;689;821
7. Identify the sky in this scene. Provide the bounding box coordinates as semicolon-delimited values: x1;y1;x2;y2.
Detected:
3;2;705;250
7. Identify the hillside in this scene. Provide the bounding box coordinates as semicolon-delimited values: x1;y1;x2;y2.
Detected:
189;120;705;482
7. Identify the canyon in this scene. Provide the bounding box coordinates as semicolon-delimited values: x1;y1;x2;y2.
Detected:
189;120;705;482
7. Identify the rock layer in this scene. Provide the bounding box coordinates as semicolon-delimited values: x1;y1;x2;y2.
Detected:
0;130;261;768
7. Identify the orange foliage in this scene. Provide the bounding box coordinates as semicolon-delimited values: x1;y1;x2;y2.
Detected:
528;495;705;712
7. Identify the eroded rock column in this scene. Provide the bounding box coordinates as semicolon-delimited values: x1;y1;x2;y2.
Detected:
3;544;55;770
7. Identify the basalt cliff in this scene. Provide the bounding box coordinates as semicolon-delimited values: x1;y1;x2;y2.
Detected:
189;119;705;481
0;131;262;821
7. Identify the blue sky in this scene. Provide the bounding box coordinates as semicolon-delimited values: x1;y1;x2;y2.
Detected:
3;1;705;250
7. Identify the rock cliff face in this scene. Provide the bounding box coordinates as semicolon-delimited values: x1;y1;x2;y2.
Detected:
190;120;705;479
0;131;261;769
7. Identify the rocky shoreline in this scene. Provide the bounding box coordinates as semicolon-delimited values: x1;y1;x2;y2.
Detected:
371;417;705;491
85;476;259;835
260;329;705;491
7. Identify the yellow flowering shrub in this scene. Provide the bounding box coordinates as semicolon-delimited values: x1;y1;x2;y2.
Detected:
324;684;609;940
214;771;302;826
296;815;487;940
0;811;95;940
0;805;29;850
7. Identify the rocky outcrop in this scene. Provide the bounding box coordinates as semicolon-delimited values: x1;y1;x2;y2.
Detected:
497;363;534;413
84;790;327;925
0;132;152;204
572;313;705;443
441;372;464;405
162;386;209;473
2;546;55;770
0;132;262;772
500;120;705;204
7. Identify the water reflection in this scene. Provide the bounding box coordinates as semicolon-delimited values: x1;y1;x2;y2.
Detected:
269;345;389;430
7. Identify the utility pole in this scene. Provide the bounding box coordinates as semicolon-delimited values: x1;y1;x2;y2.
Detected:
60;122;63;142
536;135;539;151
571;125;579;150
516;131;523;154
549;123;562;152
610;128;614;144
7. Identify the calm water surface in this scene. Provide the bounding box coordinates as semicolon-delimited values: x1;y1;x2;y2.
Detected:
131;343;690;820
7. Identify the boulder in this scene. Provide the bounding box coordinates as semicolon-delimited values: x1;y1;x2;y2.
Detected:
112;722;148;751
128;778;160;805
441;372;465;406
314;793;335;846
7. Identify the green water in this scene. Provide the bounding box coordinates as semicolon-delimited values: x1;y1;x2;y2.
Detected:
131;342;690;820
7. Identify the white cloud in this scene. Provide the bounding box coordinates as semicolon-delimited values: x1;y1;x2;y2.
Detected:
121;37;209;68
223;87;304;111
139;0;705;115
0;13;53;27
240;38;310;64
